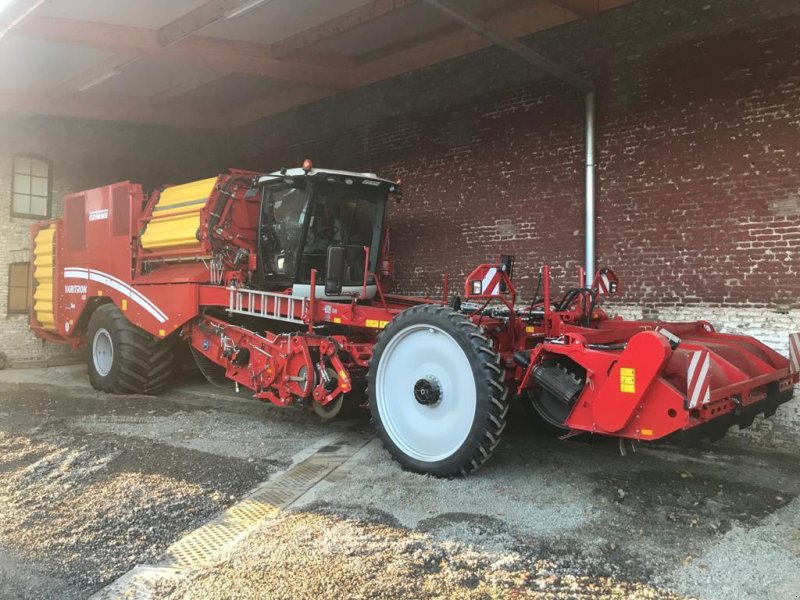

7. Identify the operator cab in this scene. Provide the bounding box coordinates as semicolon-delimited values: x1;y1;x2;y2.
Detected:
256;165;400;300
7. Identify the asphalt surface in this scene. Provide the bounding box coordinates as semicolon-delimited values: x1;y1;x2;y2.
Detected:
0;364;798;599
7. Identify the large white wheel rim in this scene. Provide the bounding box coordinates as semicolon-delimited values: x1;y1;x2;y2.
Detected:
376;324;477;462
92;328;114;377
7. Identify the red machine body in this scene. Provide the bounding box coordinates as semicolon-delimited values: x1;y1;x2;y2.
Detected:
28;166;799;475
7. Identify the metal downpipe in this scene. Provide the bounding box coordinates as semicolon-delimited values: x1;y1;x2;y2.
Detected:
585;91;596;283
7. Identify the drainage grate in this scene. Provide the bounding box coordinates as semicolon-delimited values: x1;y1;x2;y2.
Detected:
92;432;372;599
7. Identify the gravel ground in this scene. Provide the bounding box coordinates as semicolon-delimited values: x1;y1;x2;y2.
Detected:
0;367;334;599
156;509;686;600
157;415;800;600
0;365;798;600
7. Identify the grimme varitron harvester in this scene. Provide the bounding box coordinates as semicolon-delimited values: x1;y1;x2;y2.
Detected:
30;163;799;476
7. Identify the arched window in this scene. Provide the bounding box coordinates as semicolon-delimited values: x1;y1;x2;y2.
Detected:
12;154;51;218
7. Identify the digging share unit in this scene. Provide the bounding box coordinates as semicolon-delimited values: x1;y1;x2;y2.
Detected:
30;163;799;476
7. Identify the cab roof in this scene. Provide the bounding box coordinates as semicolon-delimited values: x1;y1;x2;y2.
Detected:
258;168;400;191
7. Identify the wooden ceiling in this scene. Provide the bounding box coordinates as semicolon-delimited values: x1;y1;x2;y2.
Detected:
0;0;632;129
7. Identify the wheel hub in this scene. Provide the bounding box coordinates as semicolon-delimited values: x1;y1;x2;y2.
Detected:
92;328;114;377
414;376;442;406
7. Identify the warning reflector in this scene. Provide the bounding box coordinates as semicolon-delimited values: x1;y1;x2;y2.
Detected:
686;350;711;409
789;333;800;375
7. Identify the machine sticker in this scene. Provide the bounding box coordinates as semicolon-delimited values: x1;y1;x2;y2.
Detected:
365;319;389;329
88;209;109;222
63;267;168;323
64;284;87;294
619;367;636;394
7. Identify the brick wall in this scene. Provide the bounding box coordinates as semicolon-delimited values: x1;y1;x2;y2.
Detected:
233;0;800;309
230;0;800;441
0;116;225;366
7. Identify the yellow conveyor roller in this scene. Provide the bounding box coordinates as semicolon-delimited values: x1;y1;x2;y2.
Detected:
33;224;56;330
140;176;218;251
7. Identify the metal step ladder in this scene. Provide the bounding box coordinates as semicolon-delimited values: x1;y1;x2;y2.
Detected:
228;286;308;324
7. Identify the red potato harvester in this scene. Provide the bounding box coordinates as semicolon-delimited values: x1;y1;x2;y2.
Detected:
29;161;799;476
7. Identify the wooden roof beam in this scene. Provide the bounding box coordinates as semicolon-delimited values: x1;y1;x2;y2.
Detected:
156;0;272;47
272;0;418;58
546;0;599;17
14;16;357;90
0;90;226;128
422;0;592;92
231;0;583;126
355;0;580;86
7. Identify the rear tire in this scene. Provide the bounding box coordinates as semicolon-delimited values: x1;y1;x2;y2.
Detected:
87;303;176;395
368;305;509;477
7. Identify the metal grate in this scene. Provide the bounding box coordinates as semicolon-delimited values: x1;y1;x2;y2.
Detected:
92;432;371;600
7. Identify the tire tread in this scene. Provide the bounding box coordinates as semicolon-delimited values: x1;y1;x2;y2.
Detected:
87;303;177;395
367;304;509;478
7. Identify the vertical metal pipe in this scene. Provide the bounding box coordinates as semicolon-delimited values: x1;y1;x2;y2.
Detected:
584;90;596;284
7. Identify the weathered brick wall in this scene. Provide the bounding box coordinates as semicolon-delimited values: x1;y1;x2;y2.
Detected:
233;0;800;308
230;0;800;440
0;116;226;366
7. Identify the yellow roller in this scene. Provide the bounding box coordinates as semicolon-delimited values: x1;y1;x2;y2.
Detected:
140;176;218;251
33;224;56;330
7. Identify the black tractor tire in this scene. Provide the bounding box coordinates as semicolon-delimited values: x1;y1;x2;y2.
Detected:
87;303;176;395
368;305;509;478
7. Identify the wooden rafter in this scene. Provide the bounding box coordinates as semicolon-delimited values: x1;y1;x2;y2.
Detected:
46;1;273;110
356;0;578;86
230;0;582;127
546;0;600;17
3;0;635;128
0;90;226;129
49;55;136;98
156;0;269;47
547;0;631;16
15;16;357;90
272;0;418;58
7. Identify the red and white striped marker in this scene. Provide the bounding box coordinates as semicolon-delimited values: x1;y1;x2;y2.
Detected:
789;333;800;375
687;350;711;409
481;267;501;296
597;272;612;295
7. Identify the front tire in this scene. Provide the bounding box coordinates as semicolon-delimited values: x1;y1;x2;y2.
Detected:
368;305;509;477
87;303;176;395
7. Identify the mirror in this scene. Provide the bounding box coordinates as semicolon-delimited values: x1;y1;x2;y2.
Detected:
499;255;514;293
325;246;346;296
